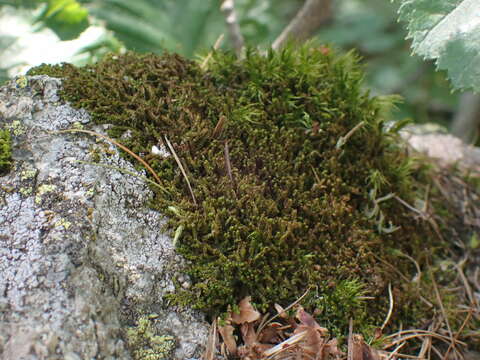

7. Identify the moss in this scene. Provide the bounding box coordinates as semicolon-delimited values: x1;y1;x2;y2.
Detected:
126;315;176;360
29;46;443;335
0;128;13;175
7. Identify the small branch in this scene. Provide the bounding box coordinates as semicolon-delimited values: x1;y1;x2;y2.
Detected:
272;0;332;51
220;0;245;58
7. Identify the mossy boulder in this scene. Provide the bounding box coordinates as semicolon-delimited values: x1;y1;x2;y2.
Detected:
28;46;440;336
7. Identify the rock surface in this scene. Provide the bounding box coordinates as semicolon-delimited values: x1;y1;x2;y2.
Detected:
0;76;208;360
402;126;480;172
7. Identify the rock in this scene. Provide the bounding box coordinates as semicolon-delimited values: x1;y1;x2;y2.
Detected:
402;125;480;172
0;76;209;360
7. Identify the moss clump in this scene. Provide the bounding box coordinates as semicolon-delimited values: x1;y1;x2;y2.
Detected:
126;316;176;360
0;128;13;175
28;46;440;335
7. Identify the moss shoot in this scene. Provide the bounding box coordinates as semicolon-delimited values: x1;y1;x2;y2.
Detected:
0;128;13;175
28;46;442;336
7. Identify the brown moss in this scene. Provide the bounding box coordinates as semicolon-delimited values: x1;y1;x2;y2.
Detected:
28;46;443;336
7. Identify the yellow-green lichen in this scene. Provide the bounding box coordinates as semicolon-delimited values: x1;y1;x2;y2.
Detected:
54;218;71;230
126;315;176;360
21;168;37;180
28;46;445;336
0;128;13;175
19;186;33;196
35;184;57;204
8;120;25;136
15;75;28;88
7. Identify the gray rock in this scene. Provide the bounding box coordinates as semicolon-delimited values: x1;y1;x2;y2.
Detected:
0;76;208;360
401;125;480;172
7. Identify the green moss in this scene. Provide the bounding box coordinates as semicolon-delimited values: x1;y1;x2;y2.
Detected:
126;315;176;360
28;46;443;335
0;128;13;175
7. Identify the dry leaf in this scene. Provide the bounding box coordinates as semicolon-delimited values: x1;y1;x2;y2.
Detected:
296;306;328;335
274;303;288;319
203;320;218;360
325;338;345;358
240;322;258;346
218;322;237;356
350;334;381;360
258;322;283;344
231;296;261;324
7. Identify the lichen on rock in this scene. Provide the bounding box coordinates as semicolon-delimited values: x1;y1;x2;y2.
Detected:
126;315;176;360
28;46;443;336
0;75;208;359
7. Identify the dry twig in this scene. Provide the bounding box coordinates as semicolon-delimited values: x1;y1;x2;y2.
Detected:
272;0;332;50
220;0;244;58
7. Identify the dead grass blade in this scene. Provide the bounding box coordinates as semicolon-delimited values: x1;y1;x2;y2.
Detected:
224;141;235;185
383;329;467;349
164;136;197;205
75;160;169;194
443;309;474;360
381;283;394;331
204;319;218;360
428;265;455;355
347;318;353;360
55;128;164;186
200;33;225;70
257;287;310;334
213;115;226;138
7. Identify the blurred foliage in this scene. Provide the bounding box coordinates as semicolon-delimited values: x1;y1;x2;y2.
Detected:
0;35;17;84
74;31;123;64
0;0;460;127
397;0;480;93
35;0;89;41
80;0;301;58
317;0;457;126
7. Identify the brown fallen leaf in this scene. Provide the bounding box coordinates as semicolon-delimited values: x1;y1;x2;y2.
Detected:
218;321;237;356
232;296;261;324
296;306;329;336
203;320;218;360
350;334;381;360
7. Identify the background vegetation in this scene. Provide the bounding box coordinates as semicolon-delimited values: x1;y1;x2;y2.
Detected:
0;0;469;137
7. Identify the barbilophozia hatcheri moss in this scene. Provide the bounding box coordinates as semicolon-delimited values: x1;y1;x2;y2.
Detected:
0;128;13;175
28;45;440;335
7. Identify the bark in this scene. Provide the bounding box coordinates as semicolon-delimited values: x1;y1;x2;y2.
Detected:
272;0;332;51
220;0;245;58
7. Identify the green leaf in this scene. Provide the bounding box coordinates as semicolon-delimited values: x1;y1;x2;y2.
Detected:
36;0;89;40
397;0;480;92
